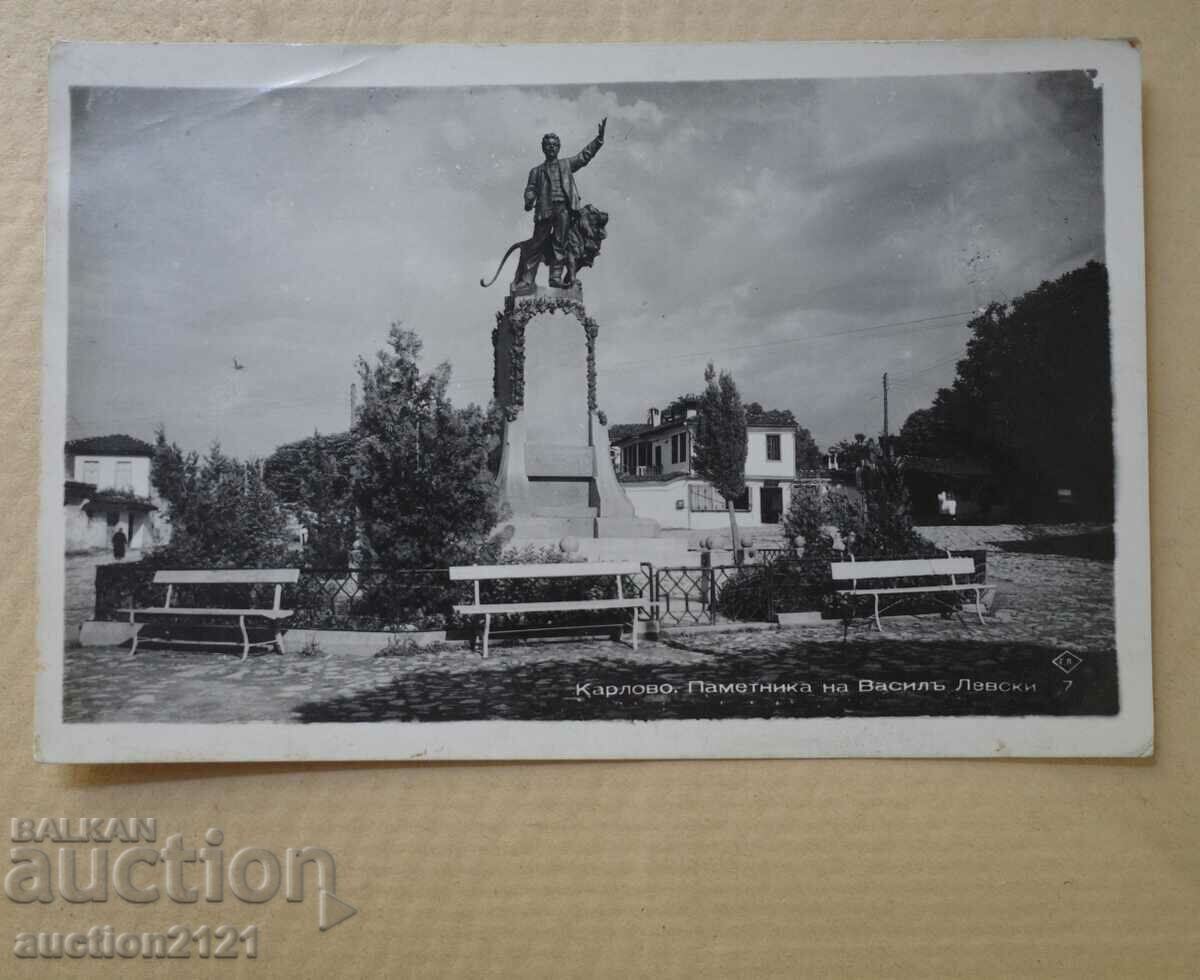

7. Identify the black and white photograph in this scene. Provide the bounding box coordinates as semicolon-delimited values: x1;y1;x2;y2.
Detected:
37;41;1151;761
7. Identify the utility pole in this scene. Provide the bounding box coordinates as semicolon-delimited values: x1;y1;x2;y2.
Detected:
882;372;889;437
350;383;357;428
882;372;890;456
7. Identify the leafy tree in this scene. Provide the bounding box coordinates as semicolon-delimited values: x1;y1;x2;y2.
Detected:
263;431;357;566
794;425;822;472
895;407;954;457
692;362;748;557
662;393;701;422
353;323;499;572
744;403;797;427
150;430;291;566
896;262;1112;519
827;432;877;470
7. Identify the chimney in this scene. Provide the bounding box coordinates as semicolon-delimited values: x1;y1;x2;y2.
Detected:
647;407;659;426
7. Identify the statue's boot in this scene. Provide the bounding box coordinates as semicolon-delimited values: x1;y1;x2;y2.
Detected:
548;264;564;288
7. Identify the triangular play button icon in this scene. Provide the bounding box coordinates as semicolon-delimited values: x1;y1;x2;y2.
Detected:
318;889;358;932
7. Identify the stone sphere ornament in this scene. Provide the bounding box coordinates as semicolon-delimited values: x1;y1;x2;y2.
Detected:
558;535;581;555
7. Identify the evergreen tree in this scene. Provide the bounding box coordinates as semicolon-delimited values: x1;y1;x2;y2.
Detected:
692;362;748;557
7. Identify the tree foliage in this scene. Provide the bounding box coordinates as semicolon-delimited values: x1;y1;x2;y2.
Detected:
352;323;499;572
827;432;877;471
692;363;748;551
895;261;1113;519
150;430;291;566
854;452;939;559
786;451;935;562
263;431;357;566
794;425;822;472
743;402;798;427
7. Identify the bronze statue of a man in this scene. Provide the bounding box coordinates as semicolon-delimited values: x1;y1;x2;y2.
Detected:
513;118;606;291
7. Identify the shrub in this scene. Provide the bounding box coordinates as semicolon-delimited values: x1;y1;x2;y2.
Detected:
778;458;958;624
466;545;645;634
715;557;834;622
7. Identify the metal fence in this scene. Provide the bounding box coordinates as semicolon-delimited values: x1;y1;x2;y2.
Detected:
93;550;984;633
650;556;828;627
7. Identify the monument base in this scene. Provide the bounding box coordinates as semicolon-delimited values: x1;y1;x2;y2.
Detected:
491;285;661;543
595;517;661;538
497;516;598;541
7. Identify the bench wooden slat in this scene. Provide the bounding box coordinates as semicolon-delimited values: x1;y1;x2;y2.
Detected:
836;584;982;596
455;598;647;615
152;569;301;585
830;558;975;580
829;554;991;633
449;562;642;581
128;569;301;661
129;607;294;619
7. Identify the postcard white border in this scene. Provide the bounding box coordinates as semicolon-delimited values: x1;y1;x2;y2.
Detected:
37;40;1151;762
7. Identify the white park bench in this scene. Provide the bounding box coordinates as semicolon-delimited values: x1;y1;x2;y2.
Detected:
125;569;301;660
830;552;994;632
450;561;649;658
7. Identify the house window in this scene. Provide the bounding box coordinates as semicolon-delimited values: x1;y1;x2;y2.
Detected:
670;432;688;464
766;434;781;461
115;460;133;491
688;484;752;513
82;460;99;484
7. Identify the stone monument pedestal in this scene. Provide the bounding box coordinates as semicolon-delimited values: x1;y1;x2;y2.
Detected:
492;284;660;543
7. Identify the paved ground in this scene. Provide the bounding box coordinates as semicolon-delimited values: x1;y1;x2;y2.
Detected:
63;524;1116;724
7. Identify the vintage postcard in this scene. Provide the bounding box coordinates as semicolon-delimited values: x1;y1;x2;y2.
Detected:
38;40;1151;761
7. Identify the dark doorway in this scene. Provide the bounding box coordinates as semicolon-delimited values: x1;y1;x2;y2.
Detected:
761;486;783;524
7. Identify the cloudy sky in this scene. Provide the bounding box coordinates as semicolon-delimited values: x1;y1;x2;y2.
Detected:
67;71;1103;457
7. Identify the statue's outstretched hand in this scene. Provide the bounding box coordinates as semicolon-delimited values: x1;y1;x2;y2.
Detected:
598;117;607;139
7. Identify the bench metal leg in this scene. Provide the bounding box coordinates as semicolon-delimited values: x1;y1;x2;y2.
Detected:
129;625;140;658
631;609;638;651
974;587;985;626
276;630;286;655
482;613;490;659
239;615;250;662
873;593;885;633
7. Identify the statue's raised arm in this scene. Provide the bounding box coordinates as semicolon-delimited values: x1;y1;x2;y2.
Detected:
569;117;607;173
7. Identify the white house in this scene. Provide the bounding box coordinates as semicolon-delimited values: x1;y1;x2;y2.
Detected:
610;401;803;532
63;435;165;552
